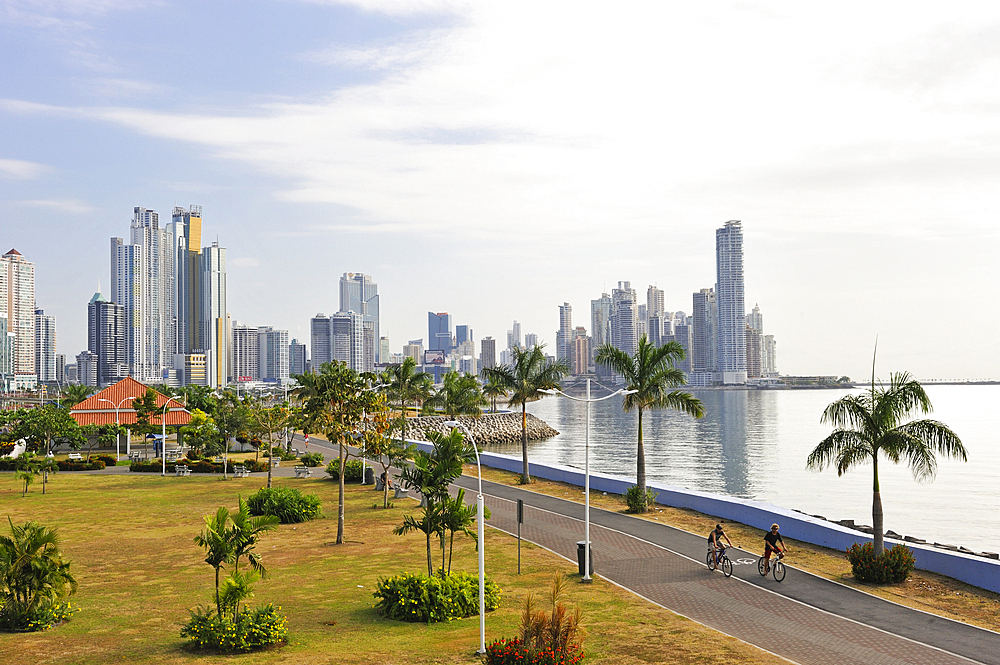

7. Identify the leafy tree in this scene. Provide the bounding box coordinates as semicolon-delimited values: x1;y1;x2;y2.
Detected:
247;399;291;489
385;357;432;442
213;391;250;479
79;424;121;461
131;388;160;439
194;507;234;618
357;395;415;508
179;385;218;416
14;452;41;497
807;370;966;555
482;378;508;414
481;344;568;484
59;384;94;408
423;371;488;417
0;519;78;630
596;335;705;512
7;405;80;456
181;409;218;458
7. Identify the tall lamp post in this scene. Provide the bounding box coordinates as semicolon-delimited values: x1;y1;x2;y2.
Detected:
360;383;388;485
99;396;131;461
541;379;635;582
160;396;183;477
443;419;486;655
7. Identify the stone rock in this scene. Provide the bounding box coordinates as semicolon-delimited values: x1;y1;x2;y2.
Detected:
400;413;559;447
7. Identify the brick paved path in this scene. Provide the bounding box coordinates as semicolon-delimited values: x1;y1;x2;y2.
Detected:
456;477;998;665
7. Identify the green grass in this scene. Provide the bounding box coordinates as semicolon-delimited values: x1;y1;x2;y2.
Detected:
0;472;774;664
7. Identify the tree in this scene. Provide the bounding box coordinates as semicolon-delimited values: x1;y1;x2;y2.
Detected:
79;423;122;461
423;371;488;417
194;507;234;618
385;357;432;443
7;406;79;493
596;335;705;512
225;499;278;619
59;384;94;408
807;370;966;555
440;488;488;574
181;410;219;459
14;452;41;497
481;344;568;484
213;392;250;480
298;361;378;544
482;377;508;414
358;396;415;508
131;388;160;455
0;519;78;630
179;385;217;416
247;399;291;489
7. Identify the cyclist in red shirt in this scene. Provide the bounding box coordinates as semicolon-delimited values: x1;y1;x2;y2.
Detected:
763;523;788;574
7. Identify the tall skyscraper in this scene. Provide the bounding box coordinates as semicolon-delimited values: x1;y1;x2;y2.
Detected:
55;354;66;386
88;292;126;387
76;350;98;387
647;286;664;319
763;335;778;377
590;293;612;357
34;308;56;384
310;313;332;370
403;339;423;363
571;327;589;375
691;288;716;377
289;338;307;376
1;249;37;388
746;323;762;379
716;220;746;384
524;333;538;349
610;281;638;355
747;303;763;334
672;318;693;375
258;327;289;383
167;205;201;357
339;273;380;362
199;242;228;387
231;323;259;382
556;302;572;364
507;320;522;350
0;314;13;391
480;337;496;370
428;312;453;353
331;311;363;370
455;325;472;347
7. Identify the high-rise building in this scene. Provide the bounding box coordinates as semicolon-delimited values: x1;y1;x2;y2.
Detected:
64;363;78;384
378;337;390;366
590;293;612;358
763;335;778;377
556;302;572;364
76;350;98;387
34;308;56;384
647;286;664;319
455;325;472;347
746;323;762;379
747;303;763;334
647;314;662;347
428;312;452;353
310;314;331;370
0;314;13;391
1;249;37;388
571;327;589;375
403;339;423;364
199;242;227;387
691;288;716;376
56;354;66;386
231;323;259;382
716;220;747;384
339;273;380;362
610;281;638;355
480;337;496;371
331;311;363;371
258;327;289;383
289;339;307;376
88;292;126;387
524;333;538;349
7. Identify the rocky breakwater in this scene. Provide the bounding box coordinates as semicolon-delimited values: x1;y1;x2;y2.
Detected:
403;413;558;446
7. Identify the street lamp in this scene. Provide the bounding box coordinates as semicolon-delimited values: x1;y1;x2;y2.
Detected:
99;396;131;461
443;419;486;655
540;380;636;582
160;396;183;477
360;383;388;485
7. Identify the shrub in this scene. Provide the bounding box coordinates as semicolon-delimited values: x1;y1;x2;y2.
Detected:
485;574;584;664
484;637;585;665
55;460;105;471
264;446;297;461
326;458;364;482
95;455;117;466
623;485;658;513
242;459;268;473
299;452;324;467
246;487;322;523
0;601;79;633
181;604;287;653
846;542;915;583
374;572;501;623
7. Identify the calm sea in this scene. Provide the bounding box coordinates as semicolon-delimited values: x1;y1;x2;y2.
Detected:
502;385;1000;553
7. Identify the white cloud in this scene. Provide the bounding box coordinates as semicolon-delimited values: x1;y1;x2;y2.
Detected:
19;198;95;213
0;158;48;179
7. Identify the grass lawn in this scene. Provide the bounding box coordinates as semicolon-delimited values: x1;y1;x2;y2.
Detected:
0;471;775;665
471;465;1000;632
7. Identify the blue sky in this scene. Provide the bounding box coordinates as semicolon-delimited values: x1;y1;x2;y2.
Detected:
3;1;999;380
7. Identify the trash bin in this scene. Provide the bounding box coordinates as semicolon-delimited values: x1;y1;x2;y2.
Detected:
364;467;375;485
576;541;593;576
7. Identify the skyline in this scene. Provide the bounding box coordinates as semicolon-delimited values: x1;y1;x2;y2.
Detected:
3;2;999;381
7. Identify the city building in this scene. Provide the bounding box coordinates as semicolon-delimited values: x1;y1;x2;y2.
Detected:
480;337;496;370
56;354;66;386
507;320;521;350
199;241;228;387
571;328;590;375
0;314;13;391
610;281;638;355
65;363;77;385
258;327;289;383
428;312;453;353
339;272;380;363
331;311;363;371
76;350;98;387
746;323;762;379
671;317;694;377
403;339;423;364
1;249;36;388
231;323;259;382
310;313;332;369
647;286;664;320
715;220;747;384
763;335;778;377
455;325;472;348
34;308;56;384
556;302;572;364
691;287;716;379
88;292;127;387
290;338;307;376
378;337;390;367
590;292;612;362
524;333;538;349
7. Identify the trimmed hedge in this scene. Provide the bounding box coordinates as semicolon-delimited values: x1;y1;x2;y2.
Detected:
96;455;117;466
129;458;269;474
373;572;500;623
846;542;916;583
55;460;105;471
246;487;322;523
326;458;364;482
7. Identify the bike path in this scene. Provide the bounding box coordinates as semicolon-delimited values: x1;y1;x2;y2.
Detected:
453;475;999;665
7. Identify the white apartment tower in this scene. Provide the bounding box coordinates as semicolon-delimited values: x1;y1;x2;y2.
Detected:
34;308;56;384
611;281;638;355
556;302;572;365
1;249;37;388
716;220;747;384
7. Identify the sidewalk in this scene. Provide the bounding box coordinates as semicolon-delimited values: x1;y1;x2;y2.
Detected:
455;475;999;665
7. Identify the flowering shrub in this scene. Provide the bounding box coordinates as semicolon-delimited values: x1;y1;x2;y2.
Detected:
0;602;79;633
846;542;915;583
374;572;501;623
484;637;585;665
326;459;364;482
246;487;322;523
299;452;324;467
181;604;287;652
95;455;117;466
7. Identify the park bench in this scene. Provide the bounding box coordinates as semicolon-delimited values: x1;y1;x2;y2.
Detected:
233;465;250;478
393;486;409;499
270;457;280;468
175;465;192;477
166;450;180;461
294;466;311;478
375;475;400;492
67;453;83;461
129;451;141;463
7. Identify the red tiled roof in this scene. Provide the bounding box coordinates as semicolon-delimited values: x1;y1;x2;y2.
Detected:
71;377;192;427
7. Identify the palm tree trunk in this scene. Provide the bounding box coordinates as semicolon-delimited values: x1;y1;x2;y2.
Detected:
440;532;446;576
448;532;454;574
337;440;346;544
215;566;221;618
872;456;884;555
425;529;433;576
637;408;647;512
520;403;530;484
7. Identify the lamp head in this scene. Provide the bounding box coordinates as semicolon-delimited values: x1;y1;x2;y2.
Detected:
538;389;558;395
620;389;638;396
443;420;460;428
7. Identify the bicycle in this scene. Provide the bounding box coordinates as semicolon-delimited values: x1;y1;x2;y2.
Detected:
706;545;734;578
757;551;786;582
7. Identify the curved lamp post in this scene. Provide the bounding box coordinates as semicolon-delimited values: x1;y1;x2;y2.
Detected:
160;396;183;477
540;380;635;581
442;419;486;655
99;396;131;461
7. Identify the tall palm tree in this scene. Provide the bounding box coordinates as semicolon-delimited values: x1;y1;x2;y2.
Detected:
482;377;507;414
482;344;568;484
423;371;487;417
194;507;233;618
596;335;705;512
807;370;966;555
386;357;432;442
0;519;77;629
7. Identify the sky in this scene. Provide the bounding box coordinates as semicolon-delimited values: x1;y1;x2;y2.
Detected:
2;1;999;381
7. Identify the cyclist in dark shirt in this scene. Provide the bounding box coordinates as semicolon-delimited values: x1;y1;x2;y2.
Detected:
708;523;733;564
763;523;788;573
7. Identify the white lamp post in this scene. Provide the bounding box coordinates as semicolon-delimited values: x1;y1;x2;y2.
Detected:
99;396;131;461
160;396;182;477
443;419;486;655
541;380;636;582
360;383;388;485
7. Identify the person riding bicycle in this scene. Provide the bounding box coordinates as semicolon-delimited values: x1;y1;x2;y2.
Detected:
762;523;788;573
707;523;733;564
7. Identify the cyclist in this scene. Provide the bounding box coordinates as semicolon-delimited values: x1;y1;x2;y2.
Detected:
762;523;788;574
707;523;733;566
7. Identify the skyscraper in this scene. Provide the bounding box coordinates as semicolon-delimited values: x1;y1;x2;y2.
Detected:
524;333;538;349
716;220;747;384
556;302;572;364
339;273;380;362
310;313;332;369
76;350;98;388
258;327;289;383
428;312;453;353
34;308;56;384
590;292;612;357
507;320;522;350
88;292;126;387
455;325;472;347
331;311;364;370
1;249;36;388
480;337;496;370
610;281;638;355
0;314;13;391
200;241;228;387
289;338;307;376
746;323;762;379
647;286;664;319
231;323;259;382
691;287;716;377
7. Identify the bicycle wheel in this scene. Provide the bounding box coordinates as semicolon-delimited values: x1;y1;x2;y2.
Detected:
722;556;733;578
773;560;786;582
706;551;716;570
757;557;767;576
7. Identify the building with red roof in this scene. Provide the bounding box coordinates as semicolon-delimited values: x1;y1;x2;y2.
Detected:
70;376;192;427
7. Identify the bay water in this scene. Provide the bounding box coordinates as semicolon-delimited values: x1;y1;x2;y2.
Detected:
501;385;1000;553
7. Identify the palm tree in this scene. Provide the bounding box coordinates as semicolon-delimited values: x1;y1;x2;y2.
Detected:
482;378;507;414
0;519;78;629
482;344;568;484
386;357;432;443
440;488;487;574
596;335;705;512
423;371;488;417
59;384;94;408
194;507;234;618
807;370;966;555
